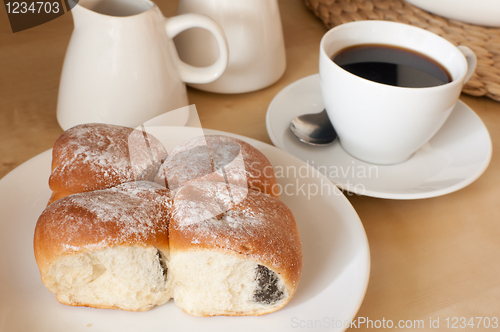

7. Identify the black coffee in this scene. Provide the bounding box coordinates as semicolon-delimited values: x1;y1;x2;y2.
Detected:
332;44;451;88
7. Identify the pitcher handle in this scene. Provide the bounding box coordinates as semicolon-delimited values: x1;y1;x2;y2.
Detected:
165;14;228;84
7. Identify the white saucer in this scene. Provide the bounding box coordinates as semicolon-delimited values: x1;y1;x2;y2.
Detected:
266;74;492;200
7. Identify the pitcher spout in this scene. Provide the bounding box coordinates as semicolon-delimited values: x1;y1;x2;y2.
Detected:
71;0;155;26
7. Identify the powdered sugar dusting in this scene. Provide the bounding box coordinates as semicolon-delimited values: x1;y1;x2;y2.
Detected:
169;135;209;154
42;181;171;254
172;182;248;227
50;124;168;193
170;181;301;277
155;145;213;189
155;135;279;199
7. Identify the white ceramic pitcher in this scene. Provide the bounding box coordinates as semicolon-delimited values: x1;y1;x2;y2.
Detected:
57;0;228;130
174;0;286;93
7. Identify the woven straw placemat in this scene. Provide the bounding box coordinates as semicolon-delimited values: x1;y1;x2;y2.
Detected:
304;0;500;101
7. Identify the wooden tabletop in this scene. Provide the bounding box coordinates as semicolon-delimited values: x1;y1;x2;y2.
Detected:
1;0;500;330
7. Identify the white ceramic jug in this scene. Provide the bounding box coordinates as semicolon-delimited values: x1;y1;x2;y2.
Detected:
57;0;228;130
174;0;286;93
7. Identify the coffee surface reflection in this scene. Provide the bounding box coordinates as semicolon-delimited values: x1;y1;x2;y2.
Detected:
332;44;451;88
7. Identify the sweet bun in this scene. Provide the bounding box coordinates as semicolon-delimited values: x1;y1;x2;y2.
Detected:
33;181;172;312
169;181;302;316
35;125;302;316
48;123;168;205
154;135;279;199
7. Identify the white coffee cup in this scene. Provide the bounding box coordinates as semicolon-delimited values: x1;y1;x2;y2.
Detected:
320;20;476;165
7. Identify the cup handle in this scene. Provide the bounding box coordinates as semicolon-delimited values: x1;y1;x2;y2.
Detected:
457;45;477;84
165;14;228;84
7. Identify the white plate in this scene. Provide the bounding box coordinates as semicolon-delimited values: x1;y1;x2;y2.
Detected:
405;0;500;27
0;127;369;332
266;74;492;200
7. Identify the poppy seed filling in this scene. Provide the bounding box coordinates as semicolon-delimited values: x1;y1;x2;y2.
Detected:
253;265;285;304
156;250;168;280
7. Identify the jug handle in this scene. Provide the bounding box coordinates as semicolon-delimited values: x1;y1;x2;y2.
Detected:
165;14;229;84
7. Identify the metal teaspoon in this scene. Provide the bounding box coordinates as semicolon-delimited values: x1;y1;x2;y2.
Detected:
289;109;337;146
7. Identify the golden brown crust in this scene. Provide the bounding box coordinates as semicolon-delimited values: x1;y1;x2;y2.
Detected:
34;181;172;278
48;123;168;205
170;182;302;296
155;135;279;199
38;128;302;315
